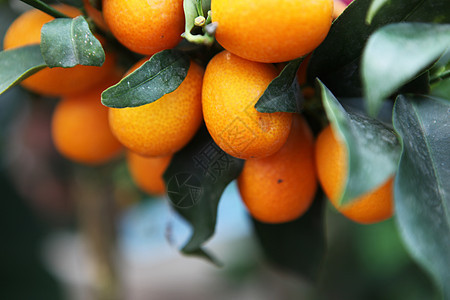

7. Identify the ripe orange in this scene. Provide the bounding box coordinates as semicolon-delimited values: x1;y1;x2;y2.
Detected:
3;4;116;97
51;76;123;165
315;125;394;224
202;51;292;159
102;0;184;55
126;151;171;195
108;58;204;157
211;0;333;63
238;115;317;224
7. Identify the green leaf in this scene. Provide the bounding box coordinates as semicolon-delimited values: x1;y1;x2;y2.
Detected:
252;192;326;281
432;48;450;71
307;0;450;98
338;97;394;125
362;23;450;116
366;0;389;25
0;45;46;95
101;50;190;108
255;58;303;113
163;126;244;263
40;16;105;68
318;80;401;206
393;95;450;299
431;78;450;101
429;49;450;86
406;0;450;23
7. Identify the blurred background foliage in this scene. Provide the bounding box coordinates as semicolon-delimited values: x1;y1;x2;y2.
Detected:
0;1;438;299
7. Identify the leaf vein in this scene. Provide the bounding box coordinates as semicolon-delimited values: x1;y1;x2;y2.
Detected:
411;100;450;230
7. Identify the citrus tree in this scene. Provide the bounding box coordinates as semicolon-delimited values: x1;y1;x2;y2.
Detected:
0;0;449;298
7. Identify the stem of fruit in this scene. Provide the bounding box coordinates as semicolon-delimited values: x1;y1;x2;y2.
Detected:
429;69;450;84
196;0;204;16
74;168;120;300
20;0;69;18
183;0;215;45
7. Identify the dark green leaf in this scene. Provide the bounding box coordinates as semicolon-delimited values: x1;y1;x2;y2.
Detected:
307;0;450;98
307;0;381;93
338;97;394;125
397;71;430;97
252;192;326;281
255;58;303;113
102;50;190;108
318;80;401;206
362;23;450;116
366;0;389;24
163;126;244;263
406;0;450;23
0;45;46;95
393;95;450;299
41;16;105;68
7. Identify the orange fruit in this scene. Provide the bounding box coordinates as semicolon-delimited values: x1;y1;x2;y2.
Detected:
212;0;333;63
3;4;116;97
51;76;123;165
102;0;184;55
126;151;171;195
202;51;292;159
315;125;394;224
108;58;204;157
238;115;317;224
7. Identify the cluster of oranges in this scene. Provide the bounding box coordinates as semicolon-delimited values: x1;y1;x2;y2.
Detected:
3;0;393;225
